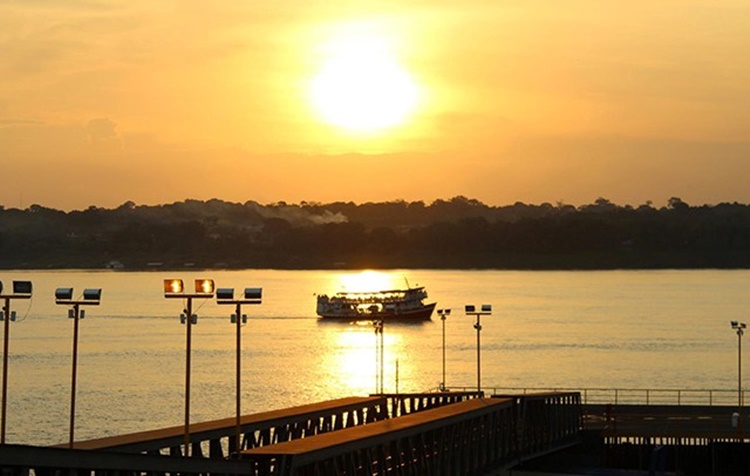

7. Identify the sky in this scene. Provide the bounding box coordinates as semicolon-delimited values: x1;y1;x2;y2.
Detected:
1;1;749;211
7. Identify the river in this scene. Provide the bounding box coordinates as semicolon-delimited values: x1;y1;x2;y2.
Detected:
1;268;747;445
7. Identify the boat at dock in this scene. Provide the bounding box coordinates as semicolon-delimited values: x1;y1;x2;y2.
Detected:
316;286;436;320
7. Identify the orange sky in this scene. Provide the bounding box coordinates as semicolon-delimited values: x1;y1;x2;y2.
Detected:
1;1;749;210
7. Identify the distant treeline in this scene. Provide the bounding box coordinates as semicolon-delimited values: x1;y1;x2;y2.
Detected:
2;196;750;269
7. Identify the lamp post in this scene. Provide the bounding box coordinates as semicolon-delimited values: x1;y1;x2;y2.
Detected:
732;321;746;415
437;308;451;392
55;287;102;449
0;280;32;444
465;304;491;393
216;287;262;456
373;320;384;394
164;278;214;457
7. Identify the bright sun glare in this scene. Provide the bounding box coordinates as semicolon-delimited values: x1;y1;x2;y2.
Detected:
339;270;399;293
309;31;420;134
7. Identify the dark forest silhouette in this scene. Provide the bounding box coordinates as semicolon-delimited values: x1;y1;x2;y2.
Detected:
1;196;749;269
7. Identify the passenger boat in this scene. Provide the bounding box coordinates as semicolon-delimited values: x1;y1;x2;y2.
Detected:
316;286;436;321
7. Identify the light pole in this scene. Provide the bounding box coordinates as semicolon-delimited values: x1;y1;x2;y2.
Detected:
465;304;491;394
437;308;451;391
55;287;102;449
732;321;746;414
0;280;32;444
373;320;384;394
216;287;262;456
164;278;214;457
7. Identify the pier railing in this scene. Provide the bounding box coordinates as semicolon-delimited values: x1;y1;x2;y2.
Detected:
493;391;582;459
0;391;583;476
0;443;253;476
376;391;483;419
66;396;389;457
64;393;481;458
449;386;743;406
241;393;582;475
242;398;519;475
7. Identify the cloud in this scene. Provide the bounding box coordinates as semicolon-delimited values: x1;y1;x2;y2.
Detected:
86;117;118;143
0;118;44;126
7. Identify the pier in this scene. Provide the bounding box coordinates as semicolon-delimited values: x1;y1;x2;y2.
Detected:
64;396;389;455
0;391;580;475
2;389;750;474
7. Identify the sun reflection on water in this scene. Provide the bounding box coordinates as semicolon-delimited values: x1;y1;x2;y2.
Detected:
317;320;409;395
315;324;374;394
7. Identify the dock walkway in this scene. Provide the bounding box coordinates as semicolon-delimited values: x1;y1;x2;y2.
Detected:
584;403;748;441
1;391;582;475
242;397;516;475
68;396;387;457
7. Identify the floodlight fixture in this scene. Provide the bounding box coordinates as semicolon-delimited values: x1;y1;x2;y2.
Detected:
216;287;262;305
164;279;184;295
216;288;235;301
55;288;74;302
244;287;262;300
12;281;32;296
83;288;102;302
195;279;214;295
465;304;492;316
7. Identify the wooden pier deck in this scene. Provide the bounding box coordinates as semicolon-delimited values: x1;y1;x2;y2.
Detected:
512;404;750;475
242;397;517;475
0;391;581;475
3;391;750;475
67;395;388;456
584;403;750;441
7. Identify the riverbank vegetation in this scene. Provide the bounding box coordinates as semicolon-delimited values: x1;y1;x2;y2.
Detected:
1;196;749;269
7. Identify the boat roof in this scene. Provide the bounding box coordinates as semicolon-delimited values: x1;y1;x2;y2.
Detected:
332;286;425;296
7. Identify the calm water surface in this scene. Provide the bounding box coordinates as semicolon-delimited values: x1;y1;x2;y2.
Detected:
2;268;748;445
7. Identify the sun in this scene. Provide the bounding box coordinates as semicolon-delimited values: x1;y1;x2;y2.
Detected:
338;270;400;293
308;31;420;134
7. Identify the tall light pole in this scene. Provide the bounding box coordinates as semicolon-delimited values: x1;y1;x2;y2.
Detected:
55;287;102;449
373;320;384;394
732;321;746;414
0;280;32;444
465;304;491;393
164;278;214;457
437;308;451;391
380;320;385;394
216;287;262;456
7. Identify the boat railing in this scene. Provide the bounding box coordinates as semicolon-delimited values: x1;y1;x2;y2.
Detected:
444;386;743;406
